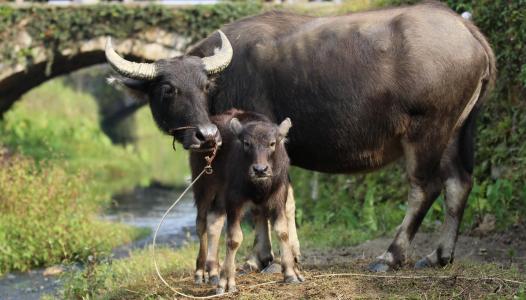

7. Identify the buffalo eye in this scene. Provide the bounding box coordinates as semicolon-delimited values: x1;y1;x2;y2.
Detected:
243;140;250;149
203;82;211;93
161;84;178;97
269;141;276;149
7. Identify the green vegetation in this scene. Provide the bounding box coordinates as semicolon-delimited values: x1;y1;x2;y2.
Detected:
0;2;262;71
62;245;197;299
0;73;187;274
0;152;145;274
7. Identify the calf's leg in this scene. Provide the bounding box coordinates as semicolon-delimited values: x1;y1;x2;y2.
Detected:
244;207;274;272
194;211;207;284
217;208;243;294
193;182;215;285
273;206;304;283
286;185;301;263
205;211;225;285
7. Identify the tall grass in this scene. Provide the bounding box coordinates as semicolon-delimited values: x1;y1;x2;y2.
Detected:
0;73;189;273
0;152;144;274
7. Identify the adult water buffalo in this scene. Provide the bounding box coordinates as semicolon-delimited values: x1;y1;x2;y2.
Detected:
106;1;495;273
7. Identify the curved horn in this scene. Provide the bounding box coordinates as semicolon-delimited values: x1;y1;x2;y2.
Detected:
202;30;233;74
105;38;158;80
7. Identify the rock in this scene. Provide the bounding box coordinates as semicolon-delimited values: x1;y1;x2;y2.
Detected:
43;266;64;276
472;214;496;237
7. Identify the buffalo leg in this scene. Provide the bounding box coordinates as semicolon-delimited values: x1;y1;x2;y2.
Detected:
244;207;274;272
415;138;473;268
217;207;243;294
205;211;225;285
369;140;444;272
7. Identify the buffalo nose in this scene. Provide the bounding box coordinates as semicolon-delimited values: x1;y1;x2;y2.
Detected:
252;164;269;175
196;124;219;143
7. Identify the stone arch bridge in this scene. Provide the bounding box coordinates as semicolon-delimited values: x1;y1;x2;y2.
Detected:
0;29;186;114
0;2;262;114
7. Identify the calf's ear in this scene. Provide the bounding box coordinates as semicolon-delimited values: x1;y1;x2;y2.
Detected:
107;76;149;103
278;117;292;139
229;118;243;136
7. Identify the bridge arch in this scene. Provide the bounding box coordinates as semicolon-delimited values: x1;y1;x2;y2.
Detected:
0;32;186;113
0;2;262;114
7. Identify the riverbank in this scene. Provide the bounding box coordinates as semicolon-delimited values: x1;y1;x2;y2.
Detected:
0;185;197;300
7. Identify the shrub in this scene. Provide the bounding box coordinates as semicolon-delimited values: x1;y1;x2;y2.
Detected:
0;152;143;274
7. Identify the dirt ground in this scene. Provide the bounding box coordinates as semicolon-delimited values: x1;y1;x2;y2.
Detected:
301;223;526;270
160;226;526;299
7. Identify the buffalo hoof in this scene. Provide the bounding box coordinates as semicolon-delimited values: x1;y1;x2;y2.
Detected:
368;261;391;273
414;257;432;269
194;275;203;285
209;275;220;286
261;262;282;274
241;260;260;274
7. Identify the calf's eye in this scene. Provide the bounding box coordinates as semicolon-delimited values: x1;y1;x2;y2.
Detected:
269;141;276;147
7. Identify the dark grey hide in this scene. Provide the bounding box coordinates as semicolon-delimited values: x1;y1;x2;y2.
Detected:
110;1;496;272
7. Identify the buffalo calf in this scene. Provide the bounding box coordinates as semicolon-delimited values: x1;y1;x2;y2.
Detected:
190;109;302;294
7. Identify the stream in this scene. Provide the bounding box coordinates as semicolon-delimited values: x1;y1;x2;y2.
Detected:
0;185;196;300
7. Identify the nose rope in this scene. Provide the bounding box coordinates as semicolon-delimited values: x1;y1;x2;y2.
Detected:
169;126;197;151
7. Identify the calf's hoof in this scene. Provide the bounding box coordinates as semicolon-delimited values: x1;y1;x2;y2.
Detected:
368;260;392;273
261;262;282;274
414;257;432;269
194;275;203;285
216;284;237;294
284;274;303;284
194;271;206;285
209;275;220;286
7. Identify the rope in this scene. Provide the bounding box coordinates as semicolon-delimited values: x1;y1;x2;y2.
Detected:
153;168;225;299
312;273;526;285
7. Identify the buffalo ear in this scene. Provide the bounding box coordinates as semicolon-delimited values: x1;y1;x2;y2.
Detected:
278;117;292;139
107;76;149;103
229;118;243;136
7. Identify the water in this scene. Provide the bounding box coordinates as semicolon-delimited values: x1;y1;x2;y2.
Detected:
0;185;196;300
106;185;197;250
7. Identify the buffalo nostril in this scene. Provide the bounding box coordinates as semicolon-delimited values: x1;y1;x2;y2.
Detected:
252;165;268;174
195;130;206;142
